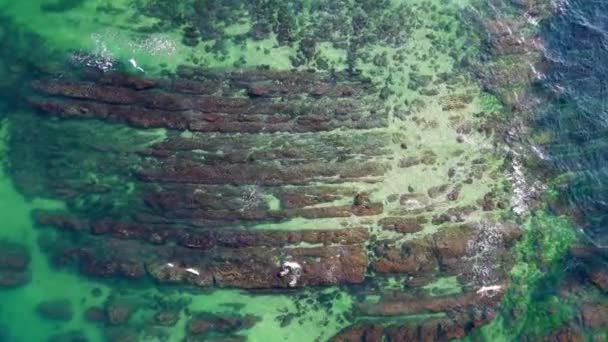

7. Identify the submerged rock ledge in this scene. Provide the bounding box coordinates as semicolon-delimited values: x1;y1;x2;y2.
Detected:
11;65;520;339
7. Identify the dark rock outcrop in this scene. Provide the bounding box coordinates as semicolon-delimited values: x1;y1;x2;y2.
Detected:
186;313;258;338
36;299;73;321
16;67;521;339
0;241;30;289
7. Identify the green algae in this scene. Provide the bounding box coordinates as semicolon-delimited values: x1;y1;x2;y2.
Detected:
95;286;354;341
461;0;608;339
469;212;578;341
1;117;355;341
0;0;581;340
422;276;463;296
0;119;109;342
263;194;282;211
2;0;477;75
5;0;507;235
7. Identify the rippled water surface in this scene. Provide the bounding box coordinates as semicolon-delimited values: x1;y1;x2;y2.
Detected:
536;0;608;247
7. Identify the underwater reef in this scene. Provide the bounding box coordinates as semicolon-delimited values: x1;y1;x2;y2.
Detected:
0;0;605;341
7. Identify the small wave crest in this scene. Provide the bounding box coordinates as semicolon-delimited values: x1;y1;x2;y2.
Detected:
69;29;177;72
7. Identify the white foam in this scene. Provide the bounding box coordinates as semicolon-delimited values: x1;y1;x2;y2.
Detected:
466;222;505;286
476;285;502;297
509;155;528;215
524;12;540;27
185;268;200;276
129;58;145;73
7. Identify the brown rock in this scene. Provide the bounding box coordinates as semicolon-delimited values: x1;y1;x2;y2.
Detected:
39;212;370;249
481;191;496;211
154;310;180;326
399;156;421;168
353;193;365;206
378;216;426;234
431;225;474;268
211;245;368;288
87;71;158;90
330;324;384;342
448;168;456;178
0;241;30;271
385;318;469;342
588;267;608;292
372;241;435;274
31;74;385;134
446;185;462;201
137;161;387;186
84;307;105;322
214;227;369;248
356;290;503;316
333;314;497;342
579;302;608;329
105;300;135;325
540;326;584;342
187;313;258;336
118;261;146;278
146;263;213;287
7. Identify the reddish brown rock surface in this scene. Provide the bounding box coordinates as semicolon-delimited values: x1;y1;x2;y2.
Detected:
16;68;523;339
579;302;608;330
331;311;498;342
355;290;504;316
30;68;384;134
372;223;520;283
378;216;426;234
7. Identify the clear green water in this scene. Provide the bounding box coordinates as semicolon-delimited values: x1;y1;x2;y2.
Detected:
0;125;352;341
0;0;606;341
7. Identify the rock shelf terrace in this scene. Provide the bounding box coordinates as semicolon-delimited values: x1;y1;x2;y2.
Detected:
11;60;516;339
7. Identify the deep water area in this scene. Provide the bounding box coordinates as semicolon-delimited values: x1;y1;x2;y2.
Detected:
534;0;608;248
0;0;605;341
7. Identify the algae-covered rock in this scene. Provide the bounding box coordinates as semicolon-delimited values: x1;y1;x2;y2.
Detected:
105;299;136;325
0;270;30;288
378;216;426;234
84;307;105;322
0;241;28;271
0;240;30;289
0;0;581;340
186;313;259;337
36;299;73;321
153;310;180;326
579;302;608;329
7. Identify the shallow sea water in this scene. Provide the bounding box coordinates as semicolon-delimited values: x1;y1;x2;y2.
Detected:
0;0;606;341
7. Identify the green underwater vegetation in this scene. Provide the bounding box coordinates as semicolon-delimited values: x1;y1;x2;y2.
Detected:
0;0;605;341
